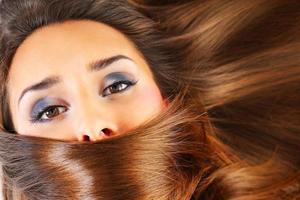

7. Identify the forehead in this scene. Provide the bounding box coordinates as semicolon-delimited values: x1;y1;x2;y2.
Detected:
9;19;139;74
7;19;147;99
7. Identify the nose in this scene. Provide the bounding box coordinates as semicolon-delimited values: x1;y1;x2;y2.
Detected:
75;107;119;142
70;79;121;142
79;127;115;142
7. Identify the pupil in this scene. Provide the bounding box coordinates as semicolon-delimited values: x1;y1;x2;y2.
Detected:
111;84;121;92
46;108;58;117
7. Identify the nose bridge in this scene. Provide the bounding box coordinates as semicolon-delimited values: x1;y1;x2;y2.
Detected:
74;83;117;142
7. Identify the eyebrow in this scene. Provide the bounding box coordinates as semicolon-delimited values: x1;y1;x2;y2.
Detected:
18;54;133;106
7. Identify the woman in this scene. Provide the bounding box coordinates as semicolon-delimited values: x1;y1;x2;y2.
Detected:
0;0;299;199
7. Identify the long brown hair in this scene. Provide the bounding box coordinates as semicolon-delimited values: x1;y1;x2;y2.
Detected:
0;0;300;199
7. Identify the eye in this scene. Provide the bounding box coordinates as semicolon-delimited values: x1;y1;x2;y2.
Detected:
102;80;137;97
31;105;68;123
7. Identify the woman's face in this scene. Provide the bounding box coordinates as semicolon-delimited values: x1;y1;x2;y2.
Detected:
7;20;167;142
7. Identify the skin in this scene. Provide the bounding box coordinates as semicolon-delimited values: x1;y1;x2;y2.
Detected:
7;20;167;142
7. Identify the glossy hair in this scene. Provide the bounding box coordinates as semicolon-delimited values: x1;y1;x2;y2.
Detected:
1;0;300;199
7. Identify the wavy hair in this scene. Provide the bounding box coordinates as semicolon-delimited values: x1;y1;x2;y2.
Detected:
0;0;300;199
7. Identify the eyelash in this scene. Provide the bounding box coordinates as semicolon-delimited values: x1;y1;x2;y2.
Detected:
30;80;137;123
30;105;68;123
102;80;137;97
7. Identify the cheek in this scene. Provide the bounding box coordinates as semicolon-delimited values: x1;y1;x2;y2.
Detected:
136;84;165;113
120;84;165;129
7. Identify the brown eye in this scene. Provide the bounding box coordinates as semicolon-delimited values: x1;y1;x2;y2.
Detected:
40;106;67;120
102;81;135;97
109;83;127;93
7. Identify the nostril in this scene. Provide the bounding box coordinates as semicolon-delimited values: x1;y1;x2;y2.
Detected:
101;128;113;137
82;135;90;141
